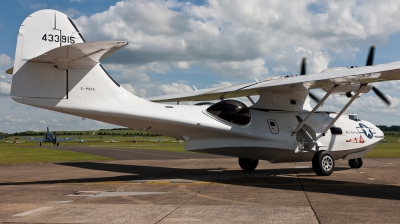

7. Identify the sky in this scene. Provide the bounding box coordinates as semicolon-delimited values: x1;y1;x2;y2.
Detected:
2;0;400;133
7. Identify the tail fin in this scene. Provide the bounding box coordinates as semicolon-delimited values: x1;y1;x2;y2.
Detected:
13;9;85;74
10;9;127;101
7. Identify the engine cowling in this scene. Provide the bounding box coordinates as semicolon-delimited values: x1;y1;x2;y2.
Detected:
206;100;251;125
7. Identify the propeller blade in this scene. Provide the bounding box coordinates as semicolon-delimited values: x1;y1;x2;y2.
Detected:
309;92;321;103
372;86;391;106
366;45;375;66
300;57;306;75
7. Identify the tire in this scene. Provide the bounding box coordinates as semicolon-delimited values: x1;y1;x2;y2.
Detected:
238;157;259;171
312;151;335;176
348;158;363;168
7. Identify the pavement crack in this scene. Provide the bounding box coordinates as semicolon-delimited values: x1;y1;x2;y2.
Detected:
154;177;219;224
294;166;321;224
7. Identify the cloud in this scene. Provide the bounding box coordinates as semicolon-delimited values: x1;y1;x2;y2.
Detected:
204;58;268;79
72;0;400;86
158;82;193;95
0;54;12;69
51;119;60;124
0;74;11;96
0;81;11;95
212;81;233;88
28;3;47;11
63;8;82;18
4;115;31;123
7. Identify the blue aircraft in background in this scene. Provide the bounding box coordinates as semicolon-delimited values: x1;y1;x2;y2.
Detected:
24;127;75;146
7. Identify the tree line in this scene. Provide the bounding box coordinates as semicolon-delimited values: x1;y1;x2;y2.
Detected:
376;125;400;132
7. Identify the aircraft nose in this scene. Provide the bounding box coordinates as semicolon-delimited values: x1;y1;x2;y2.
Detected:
372;124;384;139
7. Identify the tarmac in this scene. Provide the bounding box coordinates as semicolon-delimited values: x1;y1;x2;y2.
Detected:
0;146;399;223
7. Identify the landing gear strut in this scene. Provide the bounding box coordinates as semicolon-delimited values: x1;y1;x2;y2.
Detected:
312;151;335;176
348;158;363;168
238;157;259;171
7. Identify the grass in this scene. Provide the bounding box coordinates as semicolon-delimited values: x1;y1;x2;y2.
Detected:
1;130;400;165
366;135;400;158
0;146;112;165
366;143;400;158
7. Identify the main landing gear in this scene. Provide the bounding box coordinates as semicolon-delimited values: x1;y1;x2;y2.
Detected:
238;157;259;171
348;158;363;168
312;151;335;176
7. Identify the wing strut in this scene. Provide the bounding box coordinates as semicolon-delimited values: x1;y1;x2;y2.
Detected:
247;96;255;104
291;85;338;136
321;84;367;135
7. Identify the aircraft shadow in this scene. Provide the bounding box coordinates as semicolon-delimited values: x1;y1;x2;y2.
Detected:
1;161;399;201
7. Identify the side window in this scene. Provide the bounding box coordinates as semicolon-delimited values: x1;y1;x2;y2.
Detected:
330;127;342;135
267;119;279;134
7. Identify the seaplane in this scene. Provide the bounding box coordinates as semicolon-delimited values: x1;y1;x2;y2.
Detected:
7;9;400;175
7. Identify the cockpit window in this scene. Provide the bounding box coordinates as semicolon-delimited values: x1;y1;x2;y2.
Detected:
206;100;251;125
349;114;359;121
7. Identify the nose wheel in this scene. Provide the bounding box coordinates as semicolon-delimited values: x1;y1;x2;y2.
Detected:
312;151;335;176
348;158;363;168
238;157;259;171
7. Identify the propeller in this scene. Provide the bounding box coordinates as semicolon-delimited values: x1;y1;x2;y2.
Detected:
372;86;391;106
300;57;306;76
300;57;321;103
365;46;391;106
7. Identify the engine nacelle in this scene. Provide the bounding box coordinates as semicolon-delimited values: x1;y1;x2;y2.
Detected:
321;83;373;96
320;67;373;96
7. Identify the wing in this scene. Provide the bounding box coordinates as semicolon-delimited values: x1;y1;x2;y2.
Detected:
57;137;75;142
147;62;400;103
23;137;44;142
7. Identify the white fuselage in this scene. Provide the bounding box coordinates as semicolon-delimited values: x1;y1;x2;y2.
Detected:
9;9;384;164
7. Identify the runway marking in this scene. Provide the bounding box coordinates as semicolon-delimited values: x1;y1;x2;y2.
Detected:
13;207;52;217
295;166;310;169
47;201;74;204
66;191;167;197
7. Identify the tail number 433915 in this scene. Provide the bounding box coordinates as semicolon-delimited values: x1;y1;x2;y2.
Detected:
42;34;75;43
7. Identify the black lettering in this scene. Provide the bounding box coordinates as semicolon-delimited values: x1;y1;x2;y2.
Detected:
48;34;53;42
61;35;66;43
55;35;59;42
42;34;47;41
70;36;75;44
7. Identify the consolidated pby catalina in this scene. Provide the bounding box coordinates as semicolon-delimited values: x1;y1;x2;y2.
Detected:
8;10;400;175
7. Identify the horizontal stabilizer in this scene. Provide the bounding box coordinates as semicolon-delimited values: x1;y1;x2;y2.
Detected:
6;67;13;75
28;41;128;69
